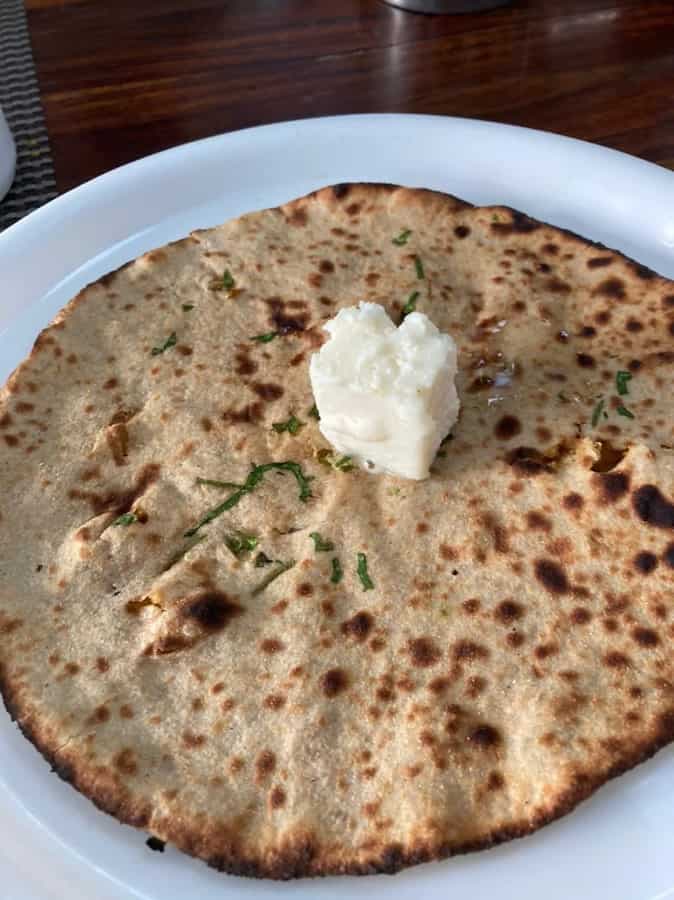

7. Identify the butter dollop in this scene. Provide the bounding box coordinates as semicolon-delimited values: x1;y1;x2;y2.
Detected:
309;302;459;480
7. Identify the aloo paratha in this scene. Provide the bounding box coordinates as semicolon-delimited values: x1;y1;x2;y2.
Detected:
0;184;672;878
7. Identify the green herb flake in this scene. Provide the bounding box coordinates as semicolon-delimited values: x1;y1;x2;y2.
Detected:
356;552;374;591
113;512;138;526
616;370;633;396
402;290;419;317
330;557;343;584
591;398;605;428
186;461;313;537
317;449;354;472
272;415;305;435
252;559;295;596
308;403;320;420
392;228;412;246
224;531;258;557
222;269;235;290
414;256;425;280
151;331;177;356
182;304;194;312
617;404;635;419
309;532;334;552
251;331;278;343
254;551;273;568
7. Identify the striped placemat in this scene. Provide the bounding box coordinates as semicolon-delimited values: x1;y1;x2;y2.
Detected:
0;0;57;231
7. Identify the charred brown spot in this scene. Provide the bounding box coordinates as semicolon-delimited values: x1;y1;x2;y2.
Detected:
332;184;350;200
113;748;137;776
15;402;34;413
495;600;523;623
633;485;674;528
90;705;110;724
563;492;584;511
182;731;206;749
4;434;19;447
346;202;361;216
428;676;451;694
290;351;305;367
288;208;308;227
0;413;12;429
535;559;570;594
103;377;118;390
576;353;595;369
365;273;380;285
632;627;659;648
119;704;134;719
453;640;489;661
487;771;505;790
235;351;257;376
255;750;276;782
260;638;284;654
454;225;470;238
491;211;539;235
468;724;501;748
462;597;480;614
264;693;286;710
222;401;263;424
269;786;286;809
507;446;552;475
321;667;348;697
408;637;441;667
605;651;630;668
319;259;335;274
183;591;243;631
546;277;571;294
297;582;313;598
96;657;109;673
267;297;309;334
571;607;592;625
439;543;457;560
535;642;559;659
595;471;630;503
482;512;509;553
579;326;596;338
626;318;643;333
251;382;284;402
494;415;521;440
341;611;374;642
587;256;613;269
594;277;625;300
634;551;658;574
527;510;552;531
595;310;611;325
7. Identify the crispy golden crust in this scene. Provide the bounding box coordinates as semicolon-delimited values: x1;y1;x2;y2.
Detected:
1;183;673;878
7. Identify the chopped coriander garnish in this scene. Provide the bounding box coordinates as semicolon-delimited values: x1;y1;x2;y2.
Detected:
402;290;419;316
251;331;278;343
222;269;235;290
113;512;137;526
330;557;343;584
182;304;194;312
591;398;605;428
186;461;313;537
254;551;273;567
392;228;412;246
356;552;374;590
252;559;295;595
151;331;177;356
414;256;425;279
617;404;635;419
224;531;258;557
309;532;334;552
616;370;632;396
272;415;305;435
317;449;354;471
308;403;320;420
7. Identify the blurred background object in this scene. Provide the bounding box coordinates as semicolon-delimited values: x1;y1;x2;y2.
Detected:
381;0;512;12
0;107;16;203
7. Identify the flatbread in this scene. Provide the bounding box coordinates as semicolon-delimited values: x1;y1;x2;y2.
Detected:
0;184;673;879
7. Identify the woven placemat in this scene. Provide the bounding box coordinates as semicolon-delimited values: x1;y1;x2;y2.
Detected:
0;0;57;230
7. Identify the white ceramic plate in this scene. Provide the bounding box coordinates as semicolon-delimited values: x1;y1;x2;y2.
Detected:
1;114;673;900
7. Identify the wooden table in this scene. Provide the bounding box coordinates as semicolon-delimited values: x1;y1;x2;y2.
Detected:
26;0;674;193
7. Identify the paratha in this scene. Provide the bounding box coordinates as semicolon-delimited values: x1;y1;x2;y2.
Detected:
0;184;673;879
